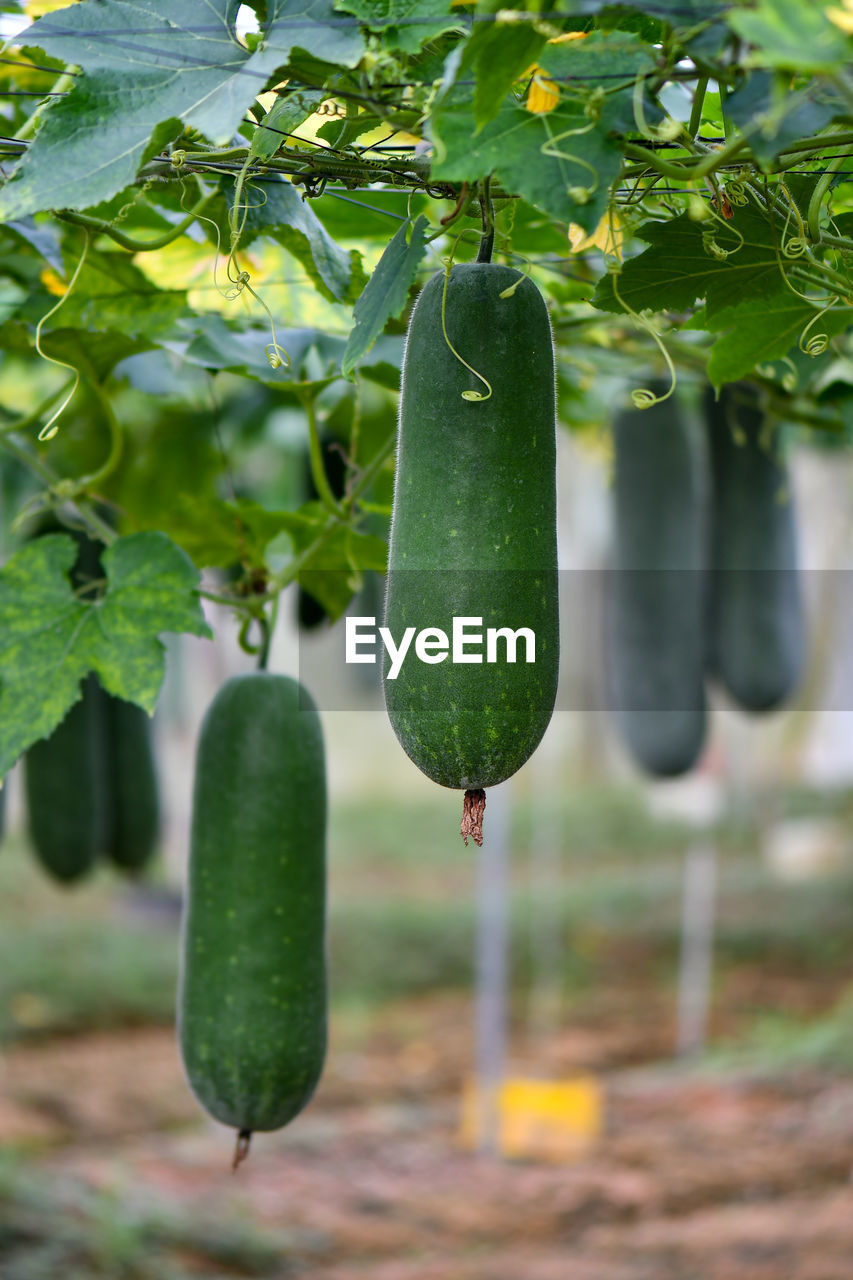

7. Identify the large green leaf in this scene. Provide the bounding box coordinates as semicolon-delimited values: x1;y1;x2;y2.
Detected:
280;504;388;620
263;0;366;64
593;204;804;319
0;0;364;220
0;531;211;776
342;214;428;375
706;296;851;386
430;95;624;231
592;201;853;385
537;28;655;83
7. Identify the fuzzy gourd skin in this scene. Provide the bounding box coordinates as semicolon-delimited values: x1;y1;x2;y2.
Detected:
383;263;559;790
178;673;327;1135
705;384;804;712
607;391;708;777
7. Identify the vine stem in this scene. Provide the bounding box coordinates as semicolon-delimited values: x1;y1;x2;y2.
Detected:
58;185;216;254
34;230;91;440
476;176;494;264
301;392;346;518
76;379;124;492
620;134;749;181
807;146;849;243
688;76;708;139
0;379;76;438
0;433;118;543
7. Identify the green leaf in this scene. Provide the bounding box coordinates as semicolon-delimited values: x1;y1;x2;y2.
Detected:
156;495;304;568
334;0;464;54
0;0;364;220
291;518;388;621
593;204;801;319
725;71;844;166
342;214;428;376
537;28;655;83
634;0;725;22
430;95;624;231
231;176;365;303
461;21;547;132
180;315;347;381
39;328;155;381
262;0;366;65
0;531;211;776
0;278;25;324
592;200;853;384
706;297;851;386
38;250;189;341
173;492;388;618
249;89;328;161
726;0;852;73
309;188;428;240
6;218;64;272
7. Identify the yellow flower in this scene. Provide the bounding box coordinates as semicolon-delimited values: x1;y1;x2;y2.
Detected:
525;31;588;114
40;267;67;297
827;0;853;31
568;209;624;260
527;74;561;114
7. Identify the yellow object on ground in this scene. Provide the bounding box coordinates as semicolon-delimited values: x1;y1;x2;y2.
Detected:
460;1075;603;1161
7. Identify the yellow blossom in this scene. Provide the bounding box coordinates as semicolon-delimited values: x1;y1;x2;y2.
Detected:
39;267;66;297
525;31;588;114
826;0;853;32
568;209;624;260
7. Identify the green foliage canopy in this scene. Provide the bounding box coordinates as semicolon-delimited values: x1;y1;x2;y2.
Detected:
1;0;853;768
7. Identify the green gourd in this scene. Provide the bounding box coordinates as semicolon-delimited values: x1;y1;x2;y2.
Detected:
607;390;708;777
704;383;804;712
24;673;104;883
383;263;558;836
178;673;327;1164
101;691;160;874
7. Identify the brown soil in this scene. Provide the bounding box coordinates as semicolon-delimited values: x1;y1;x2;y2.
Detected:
2;991;853;1279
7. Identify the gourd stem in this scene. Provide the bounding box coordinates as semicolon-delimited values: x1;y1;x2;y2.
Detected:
461;788;487;846
232;1128;252;1171
477;177;495;264
256;615;272;671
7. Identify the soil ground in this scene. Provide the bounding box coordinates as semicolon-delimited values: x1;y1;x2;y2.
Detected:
2;987;853;1280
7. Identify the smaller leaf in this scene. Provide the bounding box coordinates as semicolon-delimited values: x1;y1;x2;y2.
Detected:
342;215;429;376
249;89;328;162
298;525;388;621
334;0;464;54
233;176;365;304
